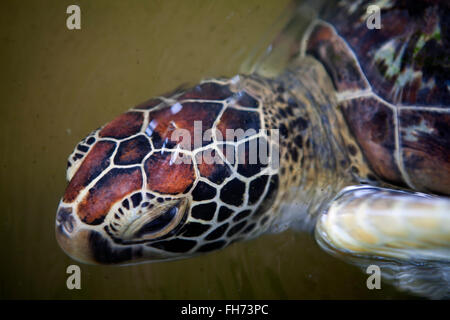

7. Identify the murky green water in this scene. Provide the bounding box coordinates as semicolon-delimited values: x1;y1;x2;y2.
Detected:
0;0;412;299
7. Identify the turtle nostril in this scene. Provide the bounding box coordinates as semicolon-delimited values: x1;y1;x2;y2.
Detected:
56;207;75;234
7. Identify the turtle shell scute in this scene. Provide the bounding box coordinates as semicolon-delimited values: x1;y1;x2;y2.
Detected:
144;151;195;195
178;82;233;100
216;108;261;142
146;102;223;150
318;0;450;106
114;135;151;165
99;112;144;139
63;140;116;203
194;148;232;185
399;110;450;194
340;97;403;184
77;167;143;225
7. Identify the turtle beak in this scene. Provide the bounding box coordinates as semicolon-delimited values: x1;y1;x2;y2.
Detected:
55;201;182;265
55;204;97;265
55;203;152;265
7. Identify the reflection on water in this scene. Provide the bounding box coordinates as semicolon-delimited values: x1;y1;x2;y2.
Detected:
0;0;412;298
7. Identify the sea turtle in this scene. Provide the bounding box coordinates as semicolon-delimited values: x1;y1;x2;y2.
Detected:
56;0;450;298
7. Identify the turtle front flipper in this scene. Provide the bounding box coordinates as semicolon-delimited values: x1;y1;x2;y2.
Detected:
315;185;450;299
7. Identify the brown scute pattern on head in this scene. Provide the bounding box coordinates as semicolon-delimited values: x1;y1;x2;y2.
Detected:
178;222;211;238
399;109;450;194
220;178;246;206
63;141;116;203
146;102;223;150
60;75;293;262
248;175;269;205
195;149;232;185
236;137;269;178
100;112;144;139
341;97;403;184
216;143;236;168
77;167;142;225
66;129;101;182
319;0;450;106
131;77;286;252
306;24;369;92
114;135;151;165
253;175;279;218
191;202;217;221
191;181;217;201
178;82;233;100
144;152;195;195
205;223;229;240
217;206;233;222
216;108;261;142
236;91;259;108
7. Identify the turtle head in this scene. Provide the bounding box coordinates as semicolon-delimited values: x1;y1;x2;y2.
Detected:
56;79;279;265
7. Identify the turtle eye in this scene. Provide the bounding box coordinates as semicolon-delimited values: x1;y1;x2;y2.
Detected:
135;206;178;237
112;198;188;243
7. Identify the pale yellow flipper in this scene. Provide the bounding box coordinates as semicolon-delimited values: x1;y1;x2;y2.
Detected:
315;186;450;298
